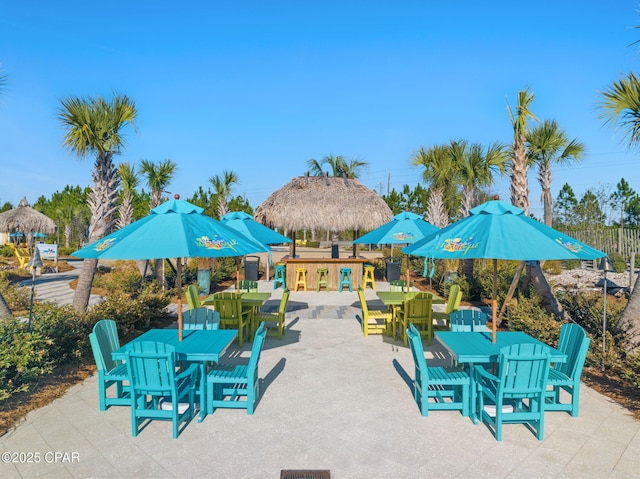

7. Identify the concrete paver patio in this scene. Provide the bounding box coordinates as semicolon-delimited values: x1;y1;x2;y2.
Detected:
1;274;639;478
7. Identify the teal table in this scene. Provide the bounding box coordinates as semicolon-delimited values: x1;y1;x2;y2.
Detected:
435;331;567;424
113;328;237;422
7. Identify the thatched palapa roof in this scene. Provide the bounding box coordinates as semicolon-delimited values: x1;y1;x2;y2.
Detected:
0;197;57;236
254;175;392;232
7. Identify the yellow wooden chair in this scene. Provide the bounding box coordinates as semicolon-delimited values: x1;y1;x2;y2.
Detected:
357;287;392;336
432;284;462;330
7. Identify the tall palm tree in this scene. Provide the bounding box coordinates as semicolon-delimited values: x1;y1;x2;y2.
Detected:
58;93;137;312
599;71;640;353
140;159;177;288
116;162;139;229
0;66;10;319
507;88;537;214
209;170;238;218
411;145;453;228
527;120;585;226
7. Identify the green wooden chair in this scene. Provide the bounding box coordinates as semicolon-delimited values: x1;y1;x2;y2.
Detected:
395;292;433;346
211;292;252;346
545;323;591;417
207;322;267;415
253;289;290;339
89;319;130;411
236;279;258;293
432;284;462;330
407;324;470;417
185;283;202;309
357;287;392;337
474;342;552;441
125;341;199;439
183;307;220;330
389;279;413;292
450;309;488;332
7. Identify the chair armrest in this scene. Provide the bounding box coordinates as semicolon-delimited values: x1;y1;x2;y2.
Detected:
472;364;498;383
176;363;199;383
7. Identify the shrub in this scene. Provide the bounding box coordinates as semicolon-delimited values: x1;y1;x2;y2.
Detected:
0;317;54;401
0;277;30;311
609;252;627;273
31;303;90;364
92;261;141;294
505;296;563;346
563;259;581;270
542;260;562;275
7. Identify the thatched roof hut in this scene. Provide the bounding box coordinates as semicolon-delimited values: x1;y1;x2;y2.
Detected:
0;197;57;244
255;175;392;232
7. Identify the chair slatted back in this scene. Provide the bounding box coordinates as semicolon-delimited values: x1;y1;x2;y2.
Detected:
278;289;291;317
444;285;462;315
405;292;433;321
248;322;267;374
89;319;122;373
212;292;244;319
554;323;590;379
407;323;429;380
185;284;202;309
125;341;177;395
497;343;552;399
237;280;258;293
357;288;370;317
183;307;219;330
450;310;488;332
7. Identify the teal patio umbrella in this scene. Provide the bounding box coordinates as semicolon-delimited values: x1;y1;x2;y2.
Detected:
220;211;292;281
353;211;439;286
402;199;605;341
72;196;269;339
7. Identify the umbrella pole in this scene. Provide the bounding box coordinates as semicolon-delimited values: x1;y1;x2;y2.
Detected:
492;259;497;343
177;258;183;341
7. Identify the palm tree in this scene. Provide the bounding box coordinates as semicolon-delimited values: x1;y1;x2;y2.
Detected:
58;93;137;312
411;145;453;228
209;170;238;219
117;162;139;229
306;155;369;179
507;88;537;214
140;159;177;288
526;120;584;226
599;71;640;353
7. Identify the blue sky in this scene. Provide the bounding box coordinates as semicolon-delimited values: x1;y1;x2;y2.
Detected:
1;1;639;220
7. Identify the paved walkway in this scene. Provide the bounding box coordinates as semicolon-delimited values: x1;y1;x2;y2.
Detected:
1;274;639;478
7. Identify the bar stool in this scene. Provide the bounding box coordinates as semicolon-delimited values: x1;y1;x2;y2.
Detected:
294;268;307;292
362;264;376;290
316;268;329;292
273;264;286;289
338;267;352;292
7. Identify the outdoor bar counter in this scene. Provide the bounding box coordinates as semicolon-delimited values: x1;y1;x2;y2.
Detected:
283;257;369;291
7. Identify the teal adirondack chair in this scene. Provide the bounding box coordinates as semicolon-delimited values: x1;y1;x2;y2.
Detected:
89;319;130;411
450;309;489;332
125;341;199;439
406;324;470;416
545;323;591;417
253;289;290;339
207;322;267;415
183;307;220;330
474;342;552;441
185;283;202;309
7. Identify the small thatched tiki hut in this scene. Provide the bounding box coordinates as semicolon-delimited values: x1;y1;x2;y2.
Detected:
255;175;392;256
0;197;57;248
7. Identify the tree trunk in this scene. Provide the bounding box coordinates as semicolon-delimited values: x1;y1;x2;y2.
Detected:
462;258;474;281
0;292;12;319
72;258;98;312
528;262;570;321
618;274;640;354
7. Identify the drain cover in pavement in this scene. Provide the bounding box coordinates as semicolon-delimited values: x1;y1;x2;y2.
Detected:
280;470;330;479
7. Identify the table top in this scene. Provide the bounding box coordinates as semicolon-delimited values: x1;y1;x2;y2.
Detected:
112;328;237;362
376;291;444;305
435;331;566;364
202;292;271;305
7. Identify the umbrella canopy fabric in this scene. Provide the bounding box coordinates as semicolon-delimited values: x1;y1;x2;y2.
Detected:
403;200;604;261
72;199;269;260
220;211;292;246
353;211;439;245
0;197;57;240
72;197;269;341
402;199;605;342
